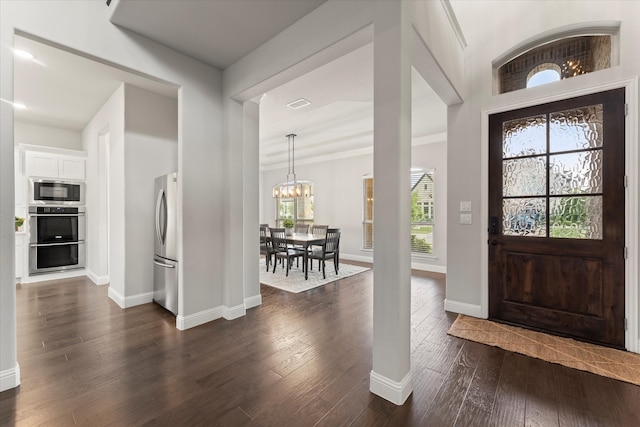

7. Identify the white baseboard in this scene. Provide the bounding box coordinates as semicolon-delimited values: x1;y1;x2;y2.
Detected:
411;262;446;274
86;269;109;286
245;294;262;310
176;306;223;331
0;363;20;392
369;370;412;405
340;253;373;264
341;253;446;274
444;299;483;318
107;287;153;309
223;303;246;320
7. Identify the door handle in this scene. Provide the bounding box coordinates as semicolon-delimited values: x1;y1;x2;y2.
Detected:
490;216;500;235
154;260;175;268
155;189;167;244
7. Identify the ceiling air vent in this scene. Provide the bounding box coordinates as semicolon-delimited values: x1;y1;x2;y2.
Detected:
286;98;311;110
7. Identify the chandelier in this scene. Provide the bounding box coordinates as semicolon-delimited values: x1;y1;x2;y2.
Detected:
272;133;313;199
561;59;586;79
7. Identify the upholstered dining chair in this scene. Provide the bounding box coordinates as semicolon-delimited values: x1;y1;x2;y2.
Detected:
259;225;274;271
308;228;340;279
270;228;305;276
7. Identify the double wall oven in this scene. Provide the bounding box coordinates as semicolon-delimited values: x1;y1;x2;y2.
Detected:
28;180;86;275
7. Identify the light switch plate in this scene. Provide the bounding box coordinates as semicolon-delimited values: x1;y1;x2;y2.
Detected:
460;213;472;224
460;201;472;212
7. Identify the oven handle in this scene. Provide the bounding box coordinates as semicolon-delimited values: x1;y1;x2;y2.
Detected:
30;241;85;248
29;213;84;218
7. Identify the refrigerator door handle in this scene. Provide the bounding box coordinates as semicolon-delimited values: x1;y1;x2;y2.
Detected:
153;259;176;268
155;188;167;244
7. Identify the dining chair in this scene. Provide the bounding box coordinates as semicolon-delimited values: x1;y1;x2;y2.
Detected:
287;223;309;251
259;225;275;271
295;223;309;234
308;225;328;270
270;228;305;276
308;228;341;279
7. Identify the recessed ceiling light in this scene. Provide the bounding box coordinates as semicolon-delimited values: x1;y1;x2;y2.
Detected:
286;98;311;110
13;49;35;60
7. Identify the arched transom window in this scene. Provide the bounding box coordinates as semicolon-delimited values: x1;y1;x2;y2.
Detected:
496;34;616;94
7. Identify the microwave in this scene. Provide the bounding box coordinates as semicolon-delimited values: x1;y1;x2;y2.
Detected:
29;179;84;205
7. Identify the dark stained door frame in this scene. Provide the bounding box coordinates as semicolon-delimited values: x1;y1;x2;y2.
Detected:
488;88;626;349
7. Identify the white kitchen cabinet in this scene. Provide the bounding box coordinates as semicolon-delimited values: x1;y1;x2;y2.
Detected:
25;150;85;180
59;157;85;179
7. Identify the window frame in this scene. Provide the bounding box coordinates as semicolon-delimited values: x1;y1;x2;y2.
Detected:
362;175;374;251
361;169;436;256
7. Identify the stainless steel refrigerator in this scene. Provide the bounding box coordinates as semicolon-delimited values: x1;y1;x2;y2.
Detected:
153;172;179;315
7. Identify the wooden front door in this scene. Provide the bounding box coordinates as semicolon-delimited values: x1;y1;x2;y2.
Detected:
488;88;626;349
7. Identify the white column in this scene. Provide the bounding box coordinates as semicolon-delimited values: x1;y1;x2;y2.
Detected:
223;98;248;320
0;10;20;391
243;101;262;310
370;0;413;405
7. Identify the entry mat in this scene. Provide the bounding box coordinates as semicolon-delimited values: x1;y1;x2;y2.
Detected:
448;314;640;386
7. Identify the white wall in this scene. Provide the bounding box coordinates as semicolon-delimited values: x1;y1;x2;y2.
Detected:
82;84;124;287
260;138;447;273
446;1;640;346
123;84;178;300
1;0;223;391
81;83;178;302
15;120;82;150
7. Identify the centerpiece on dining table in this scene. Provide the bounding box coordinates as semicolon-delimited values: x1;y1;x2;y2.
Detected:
283;219;294;236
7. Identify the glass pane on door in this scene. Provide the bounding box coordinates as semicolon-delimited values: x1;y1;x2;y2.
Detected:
549;151;602;195
549;104;603;152
500;104;605;240
550;196;602;239
503;197;547;237
502;115;547;157
503;156;547;197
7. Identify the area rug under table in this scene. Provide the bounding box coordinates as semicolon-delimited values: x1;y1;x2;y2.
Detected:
448;314;640;386
259;259;369;293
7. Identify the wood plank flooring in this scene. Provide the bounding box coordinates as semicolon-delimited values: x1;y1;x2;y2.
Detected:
1;265;639;426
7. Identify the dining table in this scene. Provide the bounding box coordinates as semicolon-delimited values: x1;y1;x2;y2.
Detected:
285;233;325;280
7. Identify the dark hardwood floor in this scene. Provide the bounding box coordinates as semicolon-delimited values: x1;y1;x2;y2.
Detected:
2;264;639;426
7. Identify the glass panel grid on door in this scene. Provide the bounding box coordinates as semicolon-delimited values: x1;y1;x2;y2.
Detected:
501;104;604;239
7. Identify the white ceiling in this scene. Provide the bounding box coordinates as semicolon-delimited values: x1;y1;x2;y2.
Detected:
12;1;446;168
12;35;178;131
259;43;446;168
109;0;328;70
